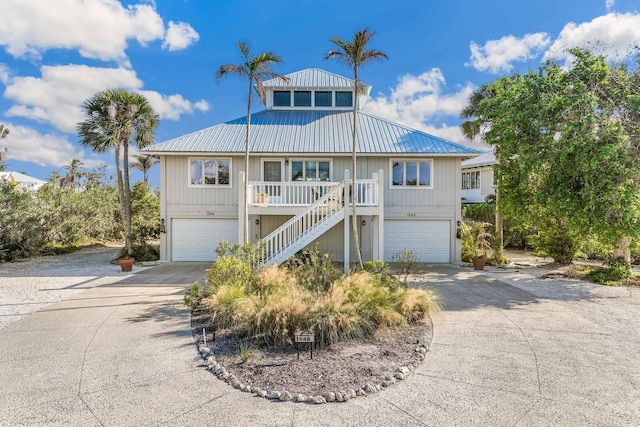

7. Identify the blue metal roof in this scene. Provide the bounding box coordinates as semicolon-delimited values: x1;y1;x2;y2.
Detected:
144;110;478;156
263;68;370;91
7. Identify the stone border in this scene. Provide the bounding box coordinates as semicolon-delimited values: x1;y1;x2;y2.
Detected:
194;316;433;404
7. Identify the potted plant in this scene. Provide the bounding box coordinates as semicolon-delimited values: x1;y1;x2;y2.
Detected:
118;256;135;272
256;193;269;204
462;221;494;270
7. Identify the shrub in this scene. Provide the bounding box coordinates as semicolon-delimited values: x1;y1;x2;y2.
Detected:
529;221;580;264
391;250;419;285
286;246;343;293
193;244;438;349
184;282;201;310
130;243;159;262
587;265;632;286
363;260;401;291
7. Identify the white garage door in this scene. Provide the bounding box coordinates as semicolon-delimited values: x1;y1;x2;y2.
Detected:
384;220;450;263
172;219;238;261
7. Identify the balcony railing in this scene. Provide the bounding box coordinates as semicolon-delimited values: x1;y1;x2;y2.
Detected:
248;178;378;207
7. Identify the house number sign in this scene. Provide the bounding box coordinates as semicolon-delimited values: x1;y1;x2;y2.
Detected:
295;331;315;359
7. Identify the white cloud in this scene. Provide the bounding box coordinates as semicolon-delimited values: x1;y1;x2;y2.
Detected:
3;124;104;168
3;64;209;133
467;33;551;74
0;0;165;63
544;13;640;64
163;21;200;51
606;0;615;12
363;69;478;146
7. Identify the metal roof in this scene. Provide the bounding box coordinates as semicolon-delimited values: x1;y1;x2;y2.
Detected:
461;150;496;168
0;171;46;184
262;68;370;91
144;110;478;156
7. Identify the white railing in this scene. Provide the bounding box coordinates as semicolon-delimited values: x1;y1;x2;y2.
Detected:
249;179;378;207
262;182;345;265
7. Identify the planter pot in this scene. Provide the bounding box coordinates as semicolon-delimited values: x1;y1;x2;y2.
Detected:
256;195;268;204
472;257;486;270
118;258;135;272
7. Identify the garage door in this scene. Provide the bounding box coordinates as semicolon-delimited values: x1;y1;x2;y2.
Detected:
384;220;450;263
172;219;238;261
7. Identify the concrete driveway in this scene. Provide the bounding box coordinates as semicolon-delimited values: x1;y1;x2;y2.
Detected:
1;257;639;426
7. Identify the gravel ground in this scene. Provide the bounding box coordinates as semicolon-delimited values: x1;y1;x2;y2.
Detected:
0;245;151;330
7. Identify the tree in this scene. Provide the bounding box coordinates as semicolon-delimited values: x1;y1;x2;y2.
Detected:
216;41;288;244
78;90;159;256
461;48;640;263
0;124;10;171
62;158;84;191
325;28;388;268
130;154;158;186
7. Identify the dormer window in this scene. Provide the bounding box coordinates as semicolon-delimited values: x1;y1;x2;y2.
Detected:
273;91;291;107
335;91;353;107
294;91;311;107
314;91;332;107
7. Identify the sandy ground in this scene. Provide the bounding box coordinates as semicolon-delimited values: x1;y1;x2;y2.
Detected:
0;245;151;330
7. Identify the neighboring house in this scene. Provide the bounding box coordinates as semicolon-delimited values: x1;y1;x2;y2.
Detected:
461;150;496;204
143;68;478;266
0;171;46;191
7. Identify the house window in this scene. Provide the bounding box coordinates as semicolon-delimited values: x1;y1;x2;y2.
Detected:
335;91;353;107
291;160;331;181
190;158;231;186
273;91;291;107
462;171;480;190
391;160;432;188
315;91;332;107
294;91;312;107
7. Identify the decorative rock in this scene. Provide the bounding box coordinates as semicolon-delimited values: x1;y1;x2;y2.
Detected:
382;379;395;387
356;389;366;397
221;371;230;380
296;394;307;402
228;375;237;383
230;380;241;389
376;384;382;391
364;383;377;394
420;346;428;354
256;389;268;398
347;389;357;399
312;396;327;404
395;373;406;381
280;391;293;401
417;353;425;361
398;366;410;375
324;392;336;402
199;345;211;355
268;391;282;400
335;392;344;402
241;385;251;393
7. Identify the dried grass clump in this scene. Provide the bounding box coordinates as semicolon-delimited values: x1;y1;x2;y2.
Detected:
195;246;438;348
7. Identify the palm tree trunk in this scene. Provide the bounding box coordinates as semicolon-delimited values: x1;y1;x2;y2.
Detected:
114;143;127;252
123;137;133;256
351;71;363;268
494;152;503;261
244;78;252;244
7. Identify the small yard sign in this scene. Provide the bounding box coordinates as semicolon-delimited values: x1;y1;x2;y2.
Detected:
295;331;315;359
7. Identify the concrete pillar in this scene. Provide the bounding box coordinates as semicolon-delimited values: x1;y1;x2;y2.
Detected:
377;169;385;262
238;171;245;245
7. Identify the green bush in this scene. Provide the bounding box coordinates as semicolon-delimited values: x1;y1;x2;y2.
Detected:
587;265;632;286
286;246;343;293
391;250;419;285
191;244;439;348
529;221;580;264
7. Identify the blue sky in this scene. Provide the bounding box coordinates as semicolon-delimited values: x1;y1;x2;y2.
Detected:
1;0;639;186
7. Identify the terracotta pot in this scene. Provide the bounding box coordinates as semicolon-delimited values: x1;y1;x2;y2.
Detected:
472;257;486;270
118;257;134;272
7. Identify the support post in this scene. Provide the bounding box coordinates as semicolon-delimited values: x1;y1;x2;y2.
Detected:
238;171;245;245
343;169;350;274
377;169;384;261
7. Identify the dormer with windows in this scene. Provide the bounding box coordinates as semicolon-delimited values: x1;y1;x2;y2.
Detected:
262;68;371;111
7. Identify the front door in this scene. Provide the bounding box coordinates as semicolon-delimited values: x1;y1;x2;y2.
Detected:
262;159;284;199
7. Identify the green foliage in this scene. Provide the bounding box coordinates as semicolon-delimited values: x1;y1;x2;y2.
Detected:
391;250;419;285
239;340;255;363
463;202;532;250
216;240;265;274
130;243;159;262
0;182;46;261
191;243;438;348
363;260;402;291
184;282;202;310
528;219;580;264
587;265;633;286
460;220;494;260
461;47;640;260
286;246;343;293
131;182;160;244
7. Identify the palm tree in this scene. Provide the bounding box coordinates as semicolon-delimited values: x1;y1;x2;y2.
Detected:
325;28;388;268
47;171;62;188
130;154;158;186
216;41;288;244
62;158;84;191
0;124;9;172
78;90;159;256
